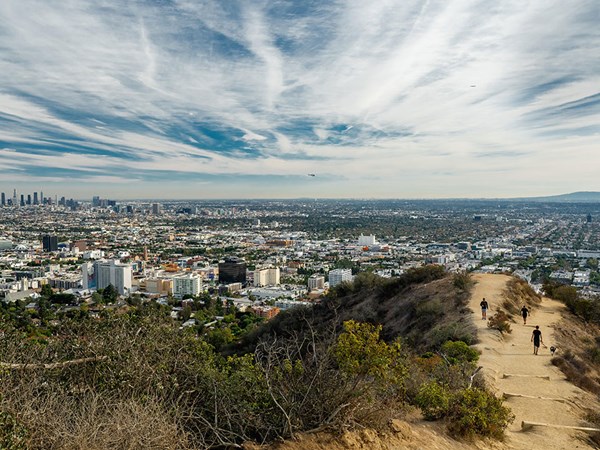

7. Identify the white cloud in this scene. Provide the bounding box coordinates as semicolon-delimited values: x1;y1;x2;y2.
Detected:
0;0;598;197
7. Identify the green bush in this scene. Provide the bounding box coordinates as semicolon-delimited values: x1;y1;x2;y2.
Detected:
0;411;28;450
440;341;479;364
415;381;451;420
446;388;514;439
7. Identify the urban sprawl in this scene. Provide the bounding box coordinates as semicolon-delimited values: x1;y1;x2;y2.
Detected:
1;190;599;333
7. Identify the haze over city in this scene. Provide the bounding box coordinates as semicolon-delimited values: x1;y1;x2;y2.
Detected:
0;0;598;198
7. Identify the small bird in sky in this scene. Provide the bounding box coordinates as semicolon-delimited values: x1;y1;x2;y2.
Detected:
307;173;316;177
470;85;477;88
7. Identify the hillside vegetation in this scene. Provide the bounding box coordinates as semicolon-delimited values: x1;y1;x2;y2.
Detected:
237;266;477;354
0;267;513;449
543;280;600;443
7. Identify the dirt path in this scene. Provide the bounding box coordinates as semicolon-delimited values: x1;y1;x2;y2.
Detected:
470;274;596;450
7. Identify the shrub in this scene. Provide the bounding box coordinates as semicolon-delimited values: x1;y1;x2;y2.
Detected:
415;382;451;420
584;409;600;447
334;320;406;384
453;272;473;292
440;341;479;364
588;346;600;365
0;411;28;450
487;311;511;334
446;388;514;439
429;324;476;348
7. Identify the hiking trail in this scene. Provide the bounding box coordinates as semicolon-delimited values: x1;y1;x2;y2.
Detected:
470;274;597;450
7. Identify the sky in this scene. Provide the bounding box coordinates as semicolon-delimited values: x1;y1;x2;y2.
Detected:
0;0;599;200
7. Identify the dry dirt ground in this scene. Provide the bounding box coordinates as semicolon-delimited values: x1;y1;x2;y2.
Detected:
471;273;598;450
261;418;506;450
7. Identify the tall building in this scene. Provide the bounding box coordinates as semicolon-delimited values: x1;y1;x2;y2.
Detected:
12;189;17;207
173;273;202;297
40;191;44;204
82;260;132;295
92;196;100;207
27;194;31;205
587;213;593;223
42;235;58;252
81;262;97;290
1;192;5;206
20;194;25;207
33;192;38;205
152;203;162;214
308;274;325;290
218;257;247;284
254;267;280;287
328;268;353;288
357;234;377;246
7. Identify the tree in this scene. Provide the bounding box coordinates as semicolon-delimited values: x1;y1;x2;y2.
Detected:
40;284;53;298
37;296;52;325
102;284;118;303
180;304;192;321
49;293;76;305
91;292;103;304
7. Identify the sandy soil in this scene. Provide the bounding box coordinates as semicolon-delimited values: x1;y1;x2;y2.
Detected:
470;274;597;450
264;418;507;450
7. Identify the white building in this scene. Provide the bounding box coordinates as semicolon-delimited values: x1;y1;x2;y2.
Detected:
253;267;280;287
307;274;325;290
82;250;104;260
173;273;202;298
328;268;353;288
358;234;377;246
82;260;132;295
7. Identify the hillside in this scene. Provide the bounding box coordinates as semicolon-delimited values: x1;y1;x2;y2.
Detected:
518;191;600;203
235;266;476;355
258;274;600;450
1;267;504;449
7;269;595;449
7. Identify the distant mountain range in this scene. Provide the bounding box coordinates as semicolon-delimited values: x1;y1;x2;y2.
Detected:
518;191;600;202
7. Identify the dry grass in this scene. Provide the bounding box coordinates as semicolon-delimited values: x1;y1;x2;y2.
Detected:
501;278;541;318
1;386;189;450
583;409;600;447
551;316;600;397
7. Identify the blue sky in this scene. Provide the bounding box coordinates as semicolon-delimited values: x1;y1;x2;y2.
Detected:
0;0;599;199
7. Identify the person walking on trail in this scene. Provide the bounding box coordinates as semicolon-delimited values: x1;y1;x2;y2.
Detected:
480;298;489;320
531;325;543;355
521;305;530;325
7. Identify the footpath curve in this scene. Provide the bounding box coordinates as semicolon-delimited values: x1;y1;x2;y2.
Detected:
470;274;596;450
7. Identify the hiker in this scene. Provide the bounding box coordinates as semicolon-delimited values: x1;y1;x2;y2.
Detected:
480;298;489;320
521;305;530;325
531;325;543;355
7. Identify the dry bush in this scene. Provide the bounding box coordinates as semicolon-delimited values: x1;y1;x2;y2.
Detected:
551;316;600;397
551;351;600;396
487;312;512;334
3;393;187;450
583;409;600;447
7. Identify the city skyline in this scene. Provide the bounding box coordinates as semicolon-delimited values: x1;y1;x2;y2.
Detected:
0;1;599;198
2;185;600;203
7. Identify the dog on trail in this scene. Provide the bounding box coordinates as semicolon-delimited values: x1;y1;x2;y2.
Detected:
549;345;557;356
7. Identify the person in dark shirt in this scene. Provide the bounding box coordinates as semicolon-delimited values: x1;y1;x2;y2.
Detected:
480;298;489;320
531;326;543;355
521;305;530;325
